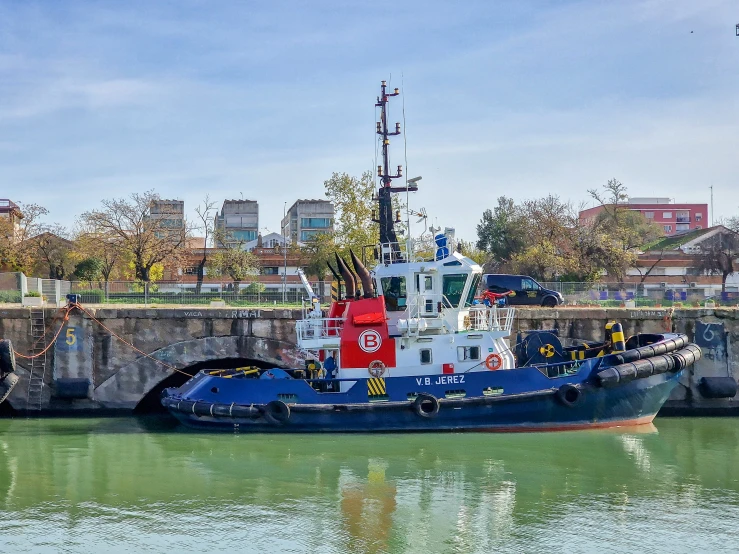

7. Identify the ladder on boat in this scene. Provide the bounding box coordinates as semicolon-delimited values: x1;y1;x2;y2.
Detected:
26;307;47;412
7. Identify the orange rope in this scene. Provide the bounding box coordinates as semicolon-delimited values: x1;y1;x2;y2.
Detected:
73;304;192;377
14;307;73;360
25;305;69;351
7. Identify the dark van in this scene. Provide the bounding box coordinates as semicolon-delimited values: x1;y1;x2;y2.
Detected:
483;274;564;307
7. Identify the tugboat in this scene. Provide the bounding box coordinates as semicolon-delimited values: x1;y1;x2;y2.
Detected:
162;82;702;432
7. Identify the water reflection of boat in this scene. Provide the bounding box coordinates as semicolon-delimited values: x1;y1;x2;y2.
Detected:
2;419;739;544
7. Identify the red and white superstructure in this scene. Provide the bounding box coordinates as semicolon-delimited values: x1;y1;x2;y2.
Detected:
296;81;515;391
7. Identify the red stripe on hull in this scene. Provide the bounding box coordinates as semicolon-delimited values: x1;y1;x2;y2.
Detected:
474;414;656;433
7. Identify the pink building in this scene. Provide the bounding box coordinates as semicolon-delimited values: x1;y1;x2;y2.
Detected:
579;197;708;236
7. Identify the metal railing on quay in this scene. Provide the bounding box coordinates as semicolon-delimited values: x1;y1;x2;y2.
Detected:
537;282;739;307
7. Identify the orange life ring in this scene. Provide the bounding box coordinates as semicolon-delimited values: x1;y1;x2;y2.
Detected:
485;353;503;371
368;360;386;378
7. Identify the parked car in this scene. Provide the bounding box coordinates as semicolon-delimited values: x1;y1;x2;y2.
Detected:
482;274;564;307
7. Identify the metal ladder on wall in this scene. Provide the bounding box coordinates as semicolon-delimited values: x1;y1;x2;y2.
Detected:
26;308;47;412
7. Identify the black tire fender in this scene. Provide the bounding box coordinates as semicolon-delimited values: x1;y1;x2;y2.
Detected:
413;393;439;418
263;400;291;425
0;373;19;404
0;339;16;376
542;296;557;308
556;384;582;407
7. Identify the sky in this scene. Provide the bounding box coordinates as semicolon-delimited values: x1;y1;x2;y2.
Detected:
1;0;738;243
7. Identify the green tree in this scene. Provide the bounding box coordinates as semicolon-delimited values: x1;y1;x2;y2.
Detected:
324;171;377;256
73;258;104;283
300;231;337;299
208;229;260;293
475;197;528;269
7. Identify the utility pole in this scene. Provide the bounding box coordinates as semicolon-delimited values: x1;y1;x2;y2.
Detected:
283;201;287;303
710;185;714;226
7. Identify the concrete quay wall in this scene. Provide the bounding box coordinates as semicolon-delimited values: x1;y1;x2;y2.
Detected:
0;306;736;414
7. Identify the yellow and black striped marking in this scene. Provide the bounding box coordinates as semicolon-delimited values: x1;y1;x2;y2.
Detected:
611;322;626;353
331;281;339;302
569;350;585;361
367;377;387;397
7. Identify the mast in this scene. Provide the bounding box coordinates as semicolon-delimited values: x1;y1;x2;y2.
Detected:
374;80;417;257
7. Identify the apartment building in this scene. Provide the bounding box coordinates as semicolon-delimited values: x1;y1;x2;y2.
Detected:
579;197;708;237
148;199;185;236
214;199;259;246
281;199;334;244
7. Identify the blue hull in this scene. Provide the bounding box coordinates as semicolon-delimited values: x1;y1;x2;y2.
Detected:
162;365;682;433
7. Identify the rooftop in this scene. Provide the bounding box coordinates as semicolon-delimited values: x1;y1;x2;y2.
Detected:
642;226;717;251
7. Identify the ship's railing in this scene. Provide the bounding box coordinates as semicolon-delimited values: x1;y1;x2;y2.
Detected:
468;306;515;333
377;235;458;265
295;318;344;345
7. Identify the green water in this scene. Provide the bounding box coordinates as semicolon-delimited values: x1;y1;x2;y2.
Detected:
1;418;738;553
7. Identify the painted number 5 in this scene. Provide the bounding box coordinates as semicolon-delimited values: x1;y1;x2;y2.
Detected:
66;327;76;346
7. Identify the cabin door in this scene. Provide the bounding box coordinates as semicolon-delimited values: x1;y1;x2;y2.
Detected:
415;273;437;316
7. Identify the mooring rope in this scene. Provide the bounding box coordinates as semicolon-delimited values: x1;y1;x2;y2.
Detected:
12;301;192;377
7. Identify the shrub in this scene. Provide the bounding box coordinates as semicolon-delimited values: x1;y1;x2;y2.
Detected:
73;289;105;303
24;291;42;298
0;290;22;303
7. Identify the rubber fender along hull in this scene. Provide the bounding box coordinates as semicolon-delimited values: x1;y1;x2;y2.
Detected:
596;344;701;388
608;334;688;365
163;371;681;433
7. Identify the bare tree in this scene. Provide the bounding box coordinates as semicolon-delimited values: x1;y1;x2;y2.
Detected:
193;195;217;294
33;224;74;279
80;191;190;282
697;230;739;293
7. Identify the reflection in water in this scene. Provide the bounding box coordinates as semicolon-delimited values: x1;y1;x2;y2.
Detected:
1;417;739;553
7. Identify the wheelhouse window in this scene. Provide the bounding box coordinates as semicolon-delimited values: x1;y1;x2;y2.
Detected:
380;276;407;311
442;274;468;308
464;273;481;307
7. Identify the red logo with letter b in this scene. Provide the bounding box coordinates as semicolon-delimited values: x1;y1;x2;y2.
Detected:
358;330;382;353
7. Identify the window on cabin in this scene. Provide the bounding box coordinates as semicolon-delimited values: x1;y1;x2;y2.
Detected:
465;273;481;307
380;276;407;311
442;274;468;307
420;349;432;364
457;346;480;361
